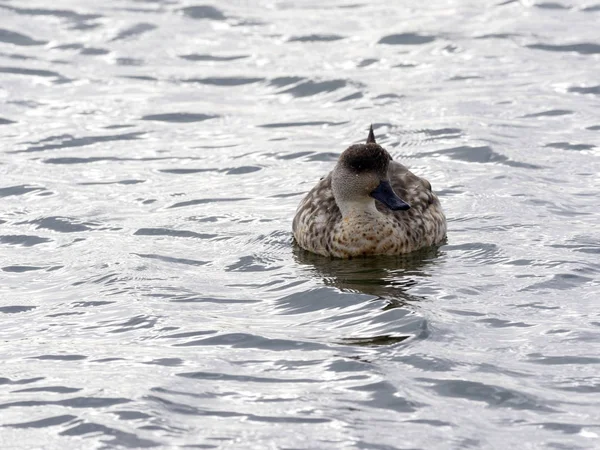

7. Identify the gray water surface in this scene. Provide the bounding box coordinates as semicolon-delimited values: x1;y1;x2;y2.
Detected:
1;1;600;449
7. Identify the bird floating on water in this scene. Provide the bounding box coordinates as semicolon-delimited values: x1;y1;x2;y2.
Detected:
293;125;446;258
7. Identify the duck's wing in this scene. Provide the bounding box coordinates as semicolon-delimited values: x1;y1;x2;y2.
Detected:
385;161;437;213
381;161;447;245
292;173;341;256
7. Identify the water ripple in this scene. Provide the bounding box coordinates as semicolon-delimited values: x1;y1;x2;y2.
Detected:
1;1;599;448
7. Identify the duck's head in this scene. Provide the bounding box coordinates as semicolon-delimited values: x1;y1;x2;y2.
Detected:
332;126;410;213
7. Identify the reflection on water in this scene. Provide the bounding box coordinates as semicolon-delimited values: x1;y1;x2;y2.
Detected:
1;0;600;448
294;245;442;305
293;245;443;346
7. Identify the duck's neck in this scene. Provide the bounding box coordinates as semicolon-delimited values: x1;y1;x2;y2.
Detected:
337;197;381;218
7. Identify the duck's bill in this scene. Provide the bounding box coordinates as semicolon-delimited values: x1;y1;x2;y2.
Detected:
370;180;410;211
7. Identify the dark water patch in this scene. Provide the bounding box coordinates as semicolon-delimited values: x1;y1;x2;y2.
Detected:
79;179;145;186
16;131;144;153
448;75;482;81
85;315;158;334
225;166;261;174
122;75;158;81
521;109;573;118
421;145;542;168
53;43;84;50
162;330;216;340
0;29;47;46
81;47;110;55
336;92;363;101
0;5;102;22
534;2;570;9
275;287;368;315
522;273;592;291
47;311;84;318
393;63;417;68
140;113;218;123
279;79;347;97
533;422;583;434
13;386;81;393
143;358;184;366
116;58;143;66
398;354;457;372
178;370;319;383
420;378;554;411
76;272;131;288
134;228;217;240
514;301;560;310
2;265;45;273
168;197;249;208
582;4;600;11
91;358;125;363
357;58;378;67
552;379;600;393
527;43;600;55
527;354;600;365
179;53;248;61
0;184;46;197
443;242;502;263
269;76;305;87
374;93;404;99
422;128;463;139
111;23;156;41
104;124;134;129
350;380;422;413
52;44;110;56
111;410;152;421
226;255;281;272
0;117;16;125
288;34;344;42
0;66;69;82
0;305;37;314
26;216;95;233
378;33;435;45
307;152;339;161
0;397;131;410
544;142;595;150
45;156;123;164
44;155;176;164
568;84;600;95
31;354;87;361
587;125;600;130
183;77;264;86
181;5;226;20
275;151;314;160
406;418;453;427
4;415;78;429
258;120;347;128
159;168;216;174
60;421;160;447
134;253;209;266
477;318;533;328
73;301;115;308
0;377;44;385
475;33;522;39
1;52;37;61
175;333;324;351
340;335;411;346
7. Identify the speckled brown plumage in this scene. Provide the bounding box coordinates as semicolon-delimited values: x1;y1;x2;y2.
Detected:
293;140;446;258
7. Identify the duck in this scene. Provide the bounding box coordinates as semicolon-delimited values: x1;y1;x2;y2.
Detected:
292;126;446;258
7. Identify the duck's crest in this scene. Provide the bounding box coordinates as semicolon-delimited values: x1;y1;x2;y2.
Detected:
366;124;376;144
